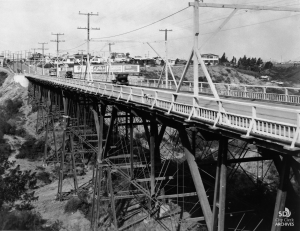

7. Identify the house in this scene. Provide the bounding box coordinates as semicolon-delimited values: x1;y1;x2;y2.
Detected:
201;54;219;65
168;59;176;66
260;75;270;81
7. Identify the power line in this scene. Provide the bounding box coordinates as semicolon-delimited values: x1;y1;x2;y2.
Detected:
37;42;48;75
51;33;65;77
78;11;100;81
60;42;87;52
152;10;300;43
95;6;190;39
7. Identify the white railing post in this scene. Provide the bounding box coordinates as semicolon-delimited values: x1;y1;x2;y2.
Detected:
243;86;247;98
189;82;192;91
252;106;257;132
263;87;266;100
285;88;288;102
141;89;145;104
227;84;230;96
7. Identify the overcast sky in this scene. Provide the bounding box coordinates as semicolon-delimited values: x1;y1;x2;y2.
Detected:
1;0;300;62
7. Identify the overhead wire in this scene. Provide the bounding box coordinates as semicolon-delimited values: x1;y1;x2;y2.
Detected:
116;0;296;45
96;6;190;39
59;42;87;52
149;10;300;44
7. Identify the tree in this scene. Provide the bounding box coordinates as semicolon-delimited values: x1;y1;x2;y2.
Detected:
0;149;38;210
250;57;257;67
264;61;273;69
220;52;228;63
241;55;247;66
231;56;237;65
256;58;263;66
237;58;242;66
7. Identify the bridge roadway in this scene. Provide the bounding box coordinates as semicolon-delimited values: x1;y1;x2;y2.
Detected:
26;74;300;152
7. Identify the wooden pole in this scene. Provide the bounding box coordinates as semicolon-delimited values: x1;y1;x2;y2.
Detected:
179;127;212;231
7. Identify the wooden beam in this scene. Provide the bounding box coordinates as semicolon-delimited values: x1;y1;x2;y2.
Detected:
135;176;174;182
179;127;213;231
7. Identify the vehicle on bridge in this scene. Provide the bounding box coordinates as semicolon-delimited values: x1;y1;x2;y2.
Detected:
65;71;73;78
111;73;129;85
49;68;57;76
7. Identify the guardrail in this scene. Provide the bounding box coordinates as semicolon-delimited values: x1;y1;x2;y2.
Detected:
129;79;300;104
11;61;300;104
26;74;300;149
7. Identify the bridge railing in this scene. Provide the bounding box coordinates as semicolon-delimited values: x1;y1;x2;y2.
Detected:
129;78;300;104
16;63;300;105
28;75;300;148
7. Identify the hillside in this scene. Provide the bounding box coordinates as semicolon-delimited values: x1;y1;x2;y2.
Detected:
142;65;268;85
0;67;90;230
141;64;300;88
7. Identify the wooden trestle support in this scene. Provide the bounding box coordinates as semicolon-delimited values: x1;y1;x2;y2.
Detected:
28;82;300;231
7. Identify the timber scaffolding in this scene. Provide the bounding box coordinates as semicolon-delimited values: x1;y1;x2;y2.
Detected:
27;78;300;231
24;1;300;231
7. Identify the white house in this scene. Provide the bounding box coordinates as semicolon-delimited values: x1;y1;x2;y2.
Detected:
201;54;219;65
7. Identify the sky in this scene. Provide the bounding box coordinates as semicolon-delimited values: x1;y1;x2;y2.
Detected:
1;0;300;62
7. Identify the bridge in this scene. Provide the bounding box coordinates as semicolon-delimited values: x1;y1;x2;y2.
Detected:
8;1;300;231
21;71;300;231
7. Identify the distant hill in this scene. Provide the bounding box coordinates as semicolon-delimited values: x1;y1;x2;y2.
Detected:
141;64;300;88
265;66;300;86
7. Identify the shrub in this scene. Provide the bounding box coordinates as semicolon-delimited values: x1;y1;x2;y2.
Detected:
64;197;82;213
0;72;8;87
0;210;46;230
16;139;47;160
15;127;27;137
64;192;91;216
0;143;12;161
5;98;23;116
36;171;52;184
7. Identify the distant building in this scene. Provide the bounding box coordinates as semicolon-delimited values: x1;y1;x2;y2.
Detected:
0;55;4;67
201;54;219;65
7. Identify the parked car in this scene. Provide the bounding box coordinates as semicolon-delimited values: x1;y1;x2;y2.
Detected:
91;57;105;64
65;71;73;78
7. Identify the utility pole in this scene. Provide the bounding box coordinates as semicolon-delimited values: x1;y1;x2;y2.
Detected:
108;42;114;55
38;43;48;75
31;48;38;73
78;12;100;82
107;42;115;80
51;33;65;77
159;29;172;88
78;49;85;64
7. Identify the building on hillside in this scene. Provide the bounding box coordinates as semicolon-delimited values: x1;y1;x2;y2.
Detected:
201;54;219;65
0;55;4;67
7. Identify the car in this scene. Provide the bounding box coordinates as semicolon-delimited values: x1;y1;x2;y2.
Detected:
65;71;73;78
112;73;129;85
